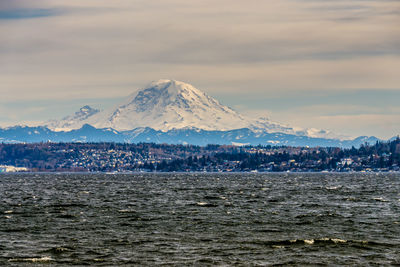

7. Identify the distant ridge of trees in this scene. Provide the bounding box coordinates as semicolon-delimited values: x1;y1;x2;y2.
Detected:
0;137;399;172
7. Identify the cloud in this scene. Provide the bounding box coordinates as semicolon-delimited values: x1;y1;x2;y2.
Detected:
0;8;64;20
0;0;399;137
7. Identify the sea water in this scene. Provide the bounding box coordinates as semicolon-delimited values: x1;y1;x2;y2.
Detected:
1;173;399;265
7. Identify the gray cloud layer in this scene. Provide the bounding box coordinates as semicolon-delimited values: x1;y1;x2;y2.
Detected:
0;0;399;138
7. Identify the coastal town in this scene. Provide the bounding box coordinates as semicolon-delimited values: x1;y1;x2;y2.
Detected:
0;137;399;173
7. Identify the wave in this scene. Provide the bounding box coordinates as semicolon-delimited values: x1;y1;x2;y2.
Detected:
247;238;397;248
9;256;53;263
372;197;389;202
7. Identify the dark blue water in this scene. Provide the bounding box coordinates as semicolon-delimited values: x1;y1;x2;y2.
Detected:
1;173;399;265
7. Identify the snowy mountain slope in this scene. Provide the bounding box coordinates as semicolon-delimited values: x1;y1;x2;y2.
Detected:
48;79;252;131
46;79;340;139
0;124;380;148
91;79;256;131
47;105;99;131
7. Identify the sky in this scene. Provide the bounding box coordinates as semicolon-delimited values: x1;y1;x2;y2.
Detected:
0;0;399;139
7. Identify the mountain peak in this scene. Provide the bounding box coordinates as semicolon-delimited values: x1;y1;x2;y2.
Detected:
125;79;219;114
46;79;339;139
49;80;253;132
74;105;99;117
139;79;207;102
46;105;100;131
94;79;249;131
148;79;191;89
79;105;97;113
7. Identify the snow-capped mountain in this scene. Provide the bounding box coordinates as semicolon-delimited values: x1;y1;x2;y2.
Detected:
0;79;384;147
47;105;100;131
92;79;251;131
0;124;380;148
46;79;337;139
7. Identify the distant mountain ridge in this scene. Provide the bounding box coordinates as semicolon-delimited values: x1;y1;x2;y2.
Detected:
45;79;339;139
0;79;383;147
0;124;380;148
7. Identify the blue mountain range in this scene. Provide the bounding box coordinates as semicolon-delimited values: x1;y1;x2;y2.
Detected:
0;124;380;148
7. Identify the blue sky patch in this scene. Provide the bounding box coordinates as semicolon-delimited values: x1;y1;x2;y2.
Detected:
0;8;62;20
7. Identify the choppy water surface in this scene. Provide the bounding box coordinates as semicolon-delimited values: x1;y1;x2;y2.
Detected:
1;173;400;266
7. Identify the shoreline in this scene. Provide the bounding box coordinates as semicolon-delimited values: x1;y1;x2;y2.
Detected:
1;170;399;175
